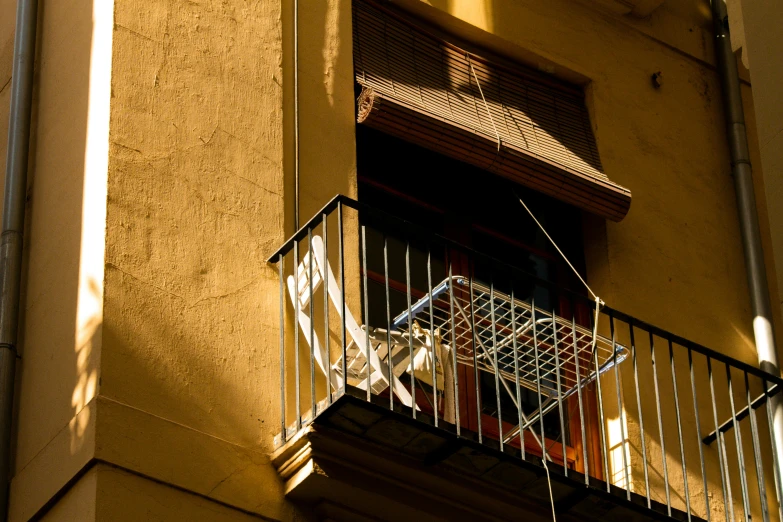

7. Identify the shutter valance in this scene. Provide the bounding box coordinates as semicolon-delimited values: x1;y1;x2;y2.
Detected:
353;0;632;221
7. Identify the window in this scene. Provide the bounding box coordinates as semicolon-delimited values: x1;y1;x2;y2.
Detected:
358;125;600;472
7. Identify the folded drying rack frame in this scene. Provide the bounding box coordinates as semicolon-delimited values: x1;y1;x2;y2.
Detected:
392;276;628;441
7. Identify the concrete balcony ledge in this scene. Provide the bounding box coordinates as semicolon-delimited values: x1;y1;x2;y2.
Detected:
272;390;695;522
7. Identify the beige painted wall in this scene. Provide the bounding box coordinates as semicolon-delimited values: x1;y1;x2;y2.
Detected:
4;0;111;519
734;0;783;359
4;0;781;519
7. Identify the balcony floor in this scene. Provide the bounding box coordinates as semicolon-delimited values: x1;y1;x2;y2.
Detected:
273;387;698;522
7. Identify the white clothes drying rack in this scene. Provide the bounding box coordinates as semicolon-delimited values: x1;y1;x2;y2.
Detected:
392;276;629;445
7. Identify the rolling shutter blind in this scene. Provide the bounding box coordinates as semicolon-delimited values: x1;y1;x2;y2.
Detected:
353;0;632;221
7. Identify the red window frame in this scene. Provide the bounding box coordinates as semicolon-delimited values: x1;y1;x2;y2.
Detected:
361;177;604;479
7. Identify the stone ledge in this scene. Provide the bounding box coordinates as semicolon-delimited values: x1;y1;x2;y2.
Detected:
9;400;96;522
10;395;297;521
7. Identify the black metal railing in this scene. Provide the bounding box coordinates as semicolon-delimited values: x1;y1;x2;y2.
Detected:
269;194;783;522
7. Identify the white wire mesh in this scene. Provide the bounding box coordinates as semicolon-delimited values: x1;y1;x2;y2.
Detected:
392;276;628;400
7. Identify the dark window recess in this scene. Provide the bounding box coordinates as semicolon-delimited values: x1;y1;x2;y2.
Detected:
358;125;588;445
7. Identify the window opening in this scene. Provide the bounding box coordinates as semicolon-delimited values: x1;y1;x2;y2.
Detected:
357;125;597;468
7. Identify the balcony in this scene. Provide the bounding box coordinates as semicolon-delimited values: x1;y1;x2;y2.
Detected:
269;195;782;522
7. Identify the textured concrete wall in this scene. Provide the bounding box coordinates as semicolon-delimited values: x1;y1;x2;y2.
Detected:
99;0;303;519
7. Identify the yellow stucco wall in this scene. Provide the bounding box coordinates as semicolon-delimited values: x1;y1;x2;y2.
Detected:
3;0;781;519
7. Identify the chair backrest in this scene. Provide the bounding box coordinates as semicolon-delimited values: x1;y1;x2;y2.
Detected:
286;235;414;407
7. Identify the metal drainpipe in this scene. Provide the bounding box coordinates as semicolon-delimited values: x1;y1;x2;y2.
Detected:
710;0;783;494
293;0;300;230
0;0;38;517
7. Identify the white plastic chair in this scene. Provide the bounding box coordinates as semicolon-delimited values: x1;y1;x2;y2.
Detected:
287;235;423;407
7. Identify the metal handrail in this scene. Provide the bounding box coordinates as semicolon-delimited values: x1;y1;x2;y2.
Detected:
268;194;783;388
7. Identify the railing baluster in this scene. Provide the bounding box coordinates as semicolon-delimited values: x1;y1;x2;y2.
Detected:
571;297;588;485
688;348;709;521
591;308;609;492
406;240;415;419
745;372;769;522
630;323;650;507
338;203;346;398
764;378;783;522
490;268;502;449
361;226;371;403
651;332;671;515
308;228;316;416
669;339;690;520
448;259;459;433
552;299;566;477
384;234;393;411
468;259;482;443
726;363;751;522
279;253;286;442
720;430;736;522
293;240;301;430
323;215;330;405
428;247;438;427
611;315;630;500
708;357;730;522
511;285;524;458
532;296;546;461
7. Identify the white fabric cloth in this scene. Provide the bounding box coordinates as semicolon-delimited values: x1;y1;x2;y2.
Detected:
407;321;450;390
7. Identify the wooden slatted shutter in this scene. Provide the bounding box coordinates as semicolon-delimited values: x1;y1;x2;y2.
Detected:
353;0;632;221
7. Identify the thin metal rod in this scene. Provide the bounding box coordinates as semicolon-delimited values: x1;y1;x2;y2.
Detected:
630;323;650;507
448;260;460;434
719;430;736;522
591;308;609;492
553;300;566;477
688;349;710;521
428;247;437;426
764;378;783;522
745;372;769;522
571;298;588;484
490;271;502;448
704;383;781;444
293;0;300;230
511;285;524;458
293;241;301;430
726;364;751;521
308;228;316;415
468;266;482;443
651;332;671;515
406;240;415;419
384;234;393;410
611;316;630;500
532;296;546;460
338;203;347;397
708;357;730;522
323;215;330;404
361;226;371;402
669;339;690;520
279;254;286;440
